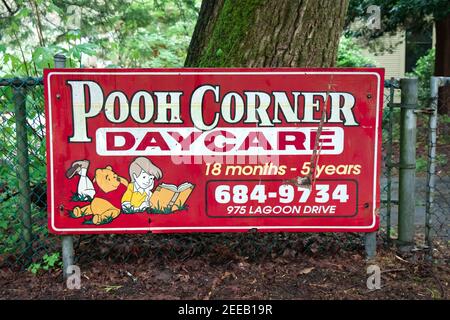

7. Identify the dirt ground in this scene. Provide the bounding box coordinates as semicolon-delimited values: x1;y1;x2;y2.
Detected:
0;234;448;300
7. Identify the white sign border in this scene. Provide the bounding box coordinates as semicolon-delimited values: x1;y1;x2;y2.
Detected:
46;71;382;233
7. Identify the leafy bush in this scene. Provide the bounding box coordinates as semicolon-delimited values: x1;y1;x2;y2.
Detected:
28;252;62;275
337;36;375;67
408;48;435;108
0;0;200;77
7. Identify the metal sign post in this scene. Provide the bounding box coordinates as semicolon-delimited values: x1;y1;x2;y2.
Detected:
53;54;74;279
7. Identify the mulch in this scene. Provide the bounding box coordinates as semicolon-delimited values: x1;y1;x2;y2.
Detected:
0;240;448;300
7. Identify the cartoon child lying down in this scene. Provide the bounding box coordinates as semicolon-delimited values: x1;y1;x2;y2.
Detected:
121;157;163;212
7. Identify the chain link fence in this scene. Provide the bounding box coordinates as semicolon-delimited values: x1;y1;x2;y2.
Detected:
0;78;56;270
379;78;399;242
0;76;447;272
424;78;450;253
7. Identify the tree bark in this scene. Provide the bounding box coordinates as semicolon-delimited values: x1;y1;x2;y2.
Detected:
435;13;450;77
434;13;450;115
185;0;349;68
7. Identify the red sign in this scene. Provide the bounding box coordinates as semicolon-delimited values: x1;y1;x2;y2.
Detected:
44;68;384;234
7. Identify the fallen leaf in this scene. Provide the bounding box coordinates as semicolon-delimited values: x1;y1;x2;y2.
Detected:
299;267;315;275
395;255;409;263
103;285;122;293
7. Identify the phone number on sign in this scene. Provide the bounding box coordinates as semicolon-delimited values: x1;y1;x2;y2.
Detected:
205;180;358;217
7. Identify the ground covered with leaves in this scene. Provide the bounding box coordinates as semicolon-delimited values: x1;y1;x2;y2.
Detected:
0;233;448;300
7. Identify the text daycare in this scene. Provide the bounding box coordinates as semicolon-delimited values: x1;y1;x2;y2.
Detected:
68;82;358;151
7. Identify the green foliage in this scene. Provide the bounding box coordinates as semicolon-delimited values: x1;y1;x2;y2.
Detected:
148;201;175;214
416;157;428;172
71;192;93;202
147;201;188;214
0;196;21;255
337;36;375;67
408;48;435;107
416;154;447;173
346;0;450;40
345;0;449;56
413;48;435;79
28;252;61;274
0;84;48;258
0;0;200;76
121;205;146;214
174;203;188;211
81;216;113;225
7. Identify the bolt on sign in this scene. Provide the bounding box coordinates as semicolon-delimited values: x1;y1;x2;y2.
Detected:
44;68;384;234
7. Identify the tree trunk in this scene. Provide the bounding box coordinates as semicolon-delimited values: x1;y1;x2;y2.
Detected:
185;0;349;68
435;13;450;77
434;13;450;115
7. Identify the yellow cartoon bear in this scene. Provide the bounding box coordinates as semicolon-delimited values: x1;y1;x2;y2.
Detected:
69;162;128;225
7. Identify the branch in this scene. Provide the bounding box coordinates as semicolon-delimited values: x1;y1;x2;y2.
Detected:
1;0;12;14
29;0;45;47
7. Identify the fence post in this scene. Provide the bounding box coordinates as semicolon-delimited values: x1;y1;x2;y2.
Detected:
398;78;418;251
13;85;33;264
54;53;74;279
425;77;443;252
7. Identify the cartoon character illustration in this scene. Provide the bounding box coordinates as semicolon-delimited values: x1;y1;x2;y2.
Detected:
66;157;194;225
66;161;128;224
65;160;95;199
121;157;162;213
